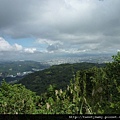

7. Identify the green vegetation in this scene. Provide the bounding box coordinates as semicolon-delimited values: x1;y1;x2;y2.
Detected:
0;60;49;84
0;60;49;76
17;62;105;95
0;52;120;114
0;80;39;114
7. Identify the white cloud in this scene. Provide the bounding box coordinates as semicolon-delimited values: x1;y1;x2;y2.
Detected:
0;37;13;51
13;44;23;51
36;38;63;46
24;48;37;53
0;37;37;54
0;0;120;60
36;38;64;53
0;37;24;52
59;48;87;54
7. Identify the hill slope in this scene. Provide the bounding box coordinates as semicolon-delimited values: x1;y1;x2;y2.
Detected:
17;62;105;95
0;60;50;83
0;61;49;76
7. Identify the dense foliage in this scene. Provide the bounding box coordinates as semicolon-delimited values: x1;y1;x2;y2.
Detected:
17;62;105;95
0;81;39;114
0;52;120;114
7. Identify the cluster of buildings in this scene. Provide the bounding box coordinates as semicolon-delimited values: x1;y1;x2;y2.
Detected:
45;55;112;65
0;68;43;78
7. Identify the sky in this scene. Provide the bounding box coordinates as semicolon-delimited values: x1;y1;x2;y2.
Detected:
0;0;120;61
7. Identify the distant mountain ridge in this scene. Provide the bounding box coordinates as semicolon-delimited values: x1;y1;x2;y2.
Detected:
0;60;50;84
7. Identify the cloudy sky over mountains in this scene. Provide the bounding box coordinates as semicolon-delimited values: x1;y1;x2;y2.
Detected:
0;0;120;61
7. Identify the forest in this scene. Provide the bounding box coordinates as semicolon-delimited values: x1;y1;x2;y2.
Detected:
0;52;120;114
17;62;105;95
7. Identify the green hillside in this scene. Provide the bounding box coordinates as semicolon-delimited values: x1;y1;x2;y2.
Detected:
17;62;105;95
0;60;49;76
0;52;120;114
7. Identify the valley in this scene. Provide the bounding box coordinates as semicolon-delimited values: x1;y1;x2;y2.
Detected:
0;54;112;85
0;60;50;84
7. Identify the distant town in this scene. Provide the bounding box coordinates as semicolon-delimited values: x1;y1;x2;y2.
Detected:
45;54;112;65
0;54;112;84
0;68;44;78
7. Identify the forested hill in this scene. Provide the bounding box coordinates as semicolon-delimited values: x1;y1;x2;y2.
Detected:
0;60;49;76
17;62;105;95
0;52;120;114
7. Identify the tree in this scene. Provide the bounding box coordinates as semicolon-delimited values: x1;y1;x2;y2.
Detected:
105;52;120;97
0;80;39;114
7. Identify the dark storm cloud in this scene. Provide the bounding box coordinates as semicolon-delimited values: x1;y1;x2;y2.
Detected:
0;0;120;56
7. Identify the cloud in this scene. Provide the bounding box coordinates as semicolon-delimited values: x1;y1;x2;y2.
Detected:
0;37;23;51
1;0;120;38
0;0;120;59
0;37;42;61
36;38;63;46
24;48;37;53
13;44;23;51
0;37;37;54
47;44;62;52
0;37;12;51
36;38;63;52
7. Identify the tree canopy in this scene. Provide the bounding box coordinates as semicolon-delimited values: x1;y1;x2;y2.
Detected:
0;52;120;114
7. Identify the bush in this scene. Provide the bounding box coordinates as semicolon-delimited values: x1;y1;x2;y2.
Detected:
0;80;39;114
